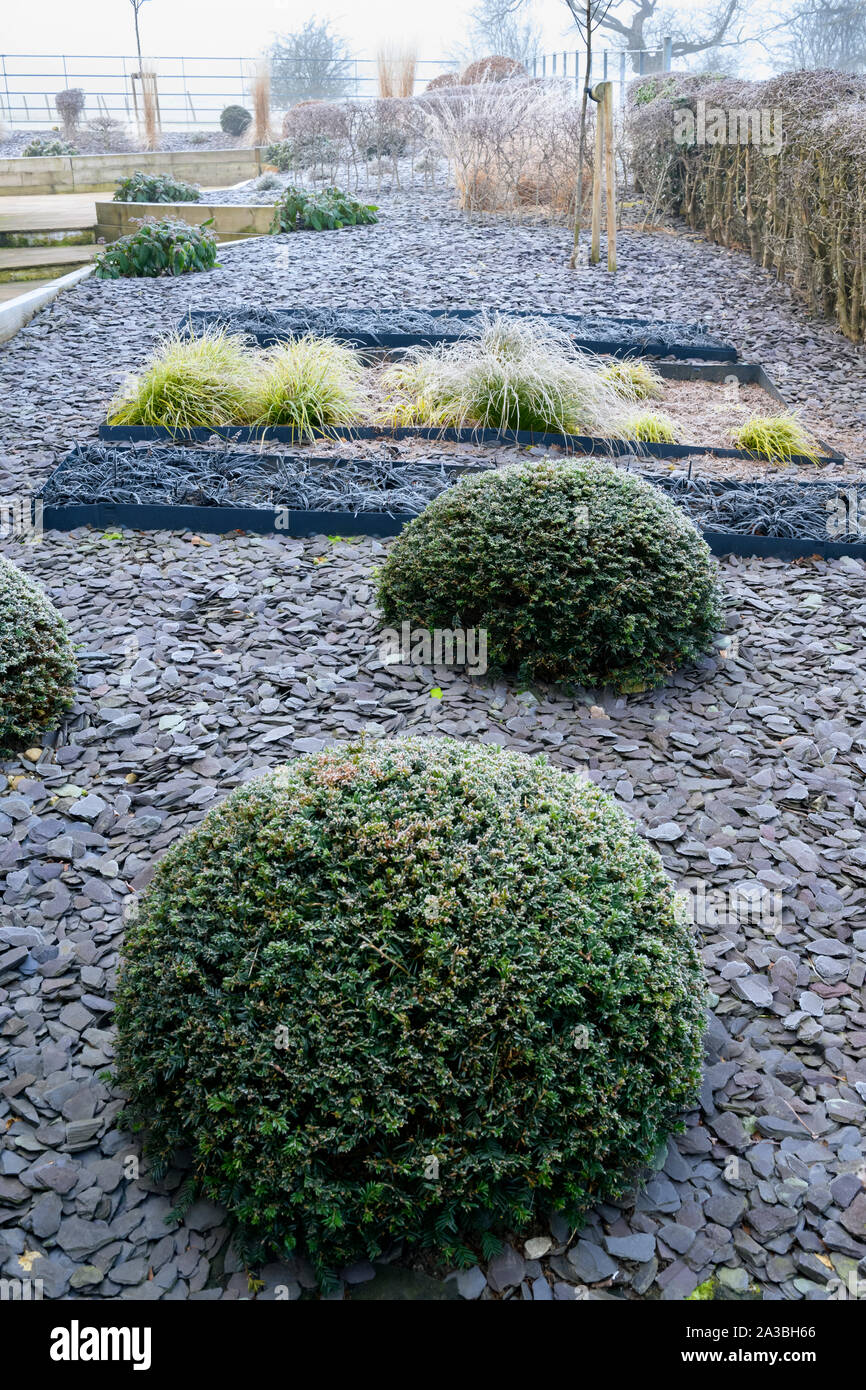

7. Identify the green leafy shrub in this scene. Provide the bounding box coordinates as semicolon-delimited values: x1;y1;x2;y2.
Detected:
731;413;821;464
22;136;77;157
378;459;723;689
255;171;282;191
114;735;706;1279
624;410;678;443
0;554;77;755
93;218;220;280
107;329;261;430
220;104;252;136
113;171;202;203
270;184;378;232
380;315;630;436
250;336;366;436
600;358;664;401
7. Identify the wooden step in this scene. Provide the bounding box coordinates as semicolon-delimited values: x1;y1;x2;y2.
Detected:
0;244;97;269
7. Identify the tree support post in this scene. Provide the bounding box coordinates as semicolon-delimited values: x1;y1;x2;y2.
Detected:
589;80;616;272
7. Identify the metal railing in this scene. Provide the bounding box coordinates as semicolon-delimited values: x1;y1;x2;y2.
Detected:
0;54;453;130
534;39;674;105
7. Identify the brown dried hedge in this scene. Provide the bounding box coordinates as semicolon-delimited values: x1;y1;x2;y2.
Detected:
627;70;866;342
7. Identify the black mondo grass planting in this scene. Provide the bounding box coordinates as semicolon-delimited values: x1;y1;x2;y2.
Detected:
377;461;724;690
0;553;77;755
113;736;707;1281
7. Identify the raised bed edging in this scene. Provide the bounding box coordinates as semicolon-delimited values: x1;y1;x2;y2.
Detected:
179;306;740;362
38;451;866;559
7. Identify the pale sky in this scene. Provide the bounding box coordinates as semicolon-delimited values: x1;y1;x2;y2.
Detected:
0;0;583;62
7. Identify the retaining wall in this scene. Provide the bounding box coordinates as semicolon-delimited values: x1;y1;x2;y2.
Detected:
0;147;266;196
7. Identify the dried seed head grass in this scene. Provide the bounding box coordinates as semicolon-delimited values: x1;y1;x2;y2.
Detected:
250;336;367;437
731;413;822;465
106;329;261;430
623;411;678;444
600;359;664;402
379;314;631;437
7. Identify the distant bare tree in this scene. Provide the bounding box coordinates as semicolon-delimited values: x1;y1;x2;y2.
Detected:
128;0;149;75
465;0;544;70
779;0;866;71
270;19;353;108
487;0;752;70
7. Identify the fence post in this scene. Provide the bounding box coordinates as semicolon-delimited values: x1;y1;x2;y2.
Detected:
619;51;626;106
542;54;546;76
663;36;673;71
639;49;645;76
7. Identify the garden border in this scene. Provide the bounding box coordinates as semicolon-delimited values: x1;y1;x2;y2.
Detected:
37;451;866;559
98;359;844;467
178;306;740;361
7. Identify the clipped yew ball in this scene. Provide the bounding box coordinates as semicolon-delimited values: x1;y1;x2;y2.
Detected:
377;460;723;690
0;554;77;755
114;736;706;1278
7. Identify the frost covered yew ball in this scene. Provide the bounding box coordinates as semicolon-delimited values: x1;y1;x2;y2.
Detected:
0;554;77;755
115;736;706;1277
377;459;723;690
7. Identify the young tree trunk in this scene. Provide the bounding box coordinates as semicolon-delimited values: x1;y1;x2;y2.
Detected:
569;5;592;269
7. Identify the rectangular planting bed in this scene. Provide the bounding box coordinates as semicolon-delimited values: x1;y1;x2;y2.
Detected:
178;307;740;361
37;443;866;559
100;362;843;468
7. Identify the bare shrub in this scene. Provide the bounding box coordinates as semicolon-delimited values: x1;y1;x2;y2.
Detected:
461;54;526;84
377;44;417;99
55;88;85;139
425;71;461;91
424;79;590;221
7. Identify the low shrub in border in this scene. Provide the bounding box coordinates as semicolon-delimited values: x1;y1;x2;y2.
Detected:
270;185;378;232
113;735;707;1280
113;171;202;203
377;459;723;689
93;218;220;280
0;554;77;755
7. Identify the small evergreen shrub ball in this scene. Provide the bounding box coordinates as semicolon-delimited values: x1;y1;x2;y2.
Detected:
0;554;77;754
114;736;706;1278
220;104;252;136
377;460;723;689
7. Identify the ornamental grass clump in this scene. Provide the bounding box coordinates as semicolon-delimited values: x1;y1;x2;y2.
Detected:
113;735;706;1280
380;314;630;436
106;329;260;431
624;410;678;443
378;459;723;689
0;555;77;755
250;336;366;436
600;358;664;401
732;414;821;465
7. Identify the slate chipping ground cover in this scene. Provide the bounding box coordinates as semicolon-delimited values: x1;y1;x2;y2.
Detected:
1;174;866;1303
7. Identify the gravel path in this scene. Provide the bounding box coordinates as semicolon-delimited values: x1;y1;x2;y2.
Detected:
1;182;866;1302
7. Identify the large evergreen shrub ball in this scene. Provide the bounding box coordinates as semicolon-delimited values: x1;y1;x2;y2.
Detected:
0;554;77;754
377;460;723;689
114;736;706;1277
